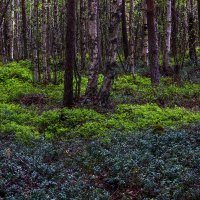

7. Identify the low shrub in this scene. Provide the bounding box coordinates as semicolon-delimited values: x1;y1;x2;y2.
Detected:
113;104;200;130
0;128;199;199
0;61;32;82
1;102;199;142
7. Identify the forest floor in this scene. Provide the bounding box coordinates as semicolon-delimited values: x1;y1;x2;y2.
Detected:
0;61;200;199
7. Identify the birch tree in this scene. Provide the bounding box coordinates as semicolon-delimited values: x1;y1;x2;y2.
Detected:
85;0;99;98
99;0;122;104
163;0;172;73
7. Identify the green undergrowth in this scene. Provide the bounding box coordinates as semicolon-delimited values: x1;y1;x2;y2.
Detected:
0;128;200;199
112;75;200;108
0;102;200;142
0;61;200;142
1;61;200;108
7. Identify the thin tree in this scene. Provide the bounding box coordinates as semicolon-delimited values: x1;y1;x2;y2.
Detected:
80;0;87;70
142;0;148;66
163;0;172;73
0;0;11;27
32;0;40;83
63;0;76;107
128;0;135;77
21;0;28;59
146;0;160;84
187;0;197;65
99;0;122;104
85;0;99;98
198;0;200;42
122;0;129;60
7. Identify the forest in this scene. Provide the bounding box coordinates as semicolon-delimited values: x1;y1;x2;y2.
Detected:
0;0;200;199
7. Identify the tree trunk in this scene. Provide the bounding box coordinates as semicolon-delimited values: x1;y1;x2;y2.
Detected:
80;0;87;70
9;0;14;60
142;0;148;66
171;0;177;62
128;0;135;77
146;0;160;84
42;0;50;83
85;0;99;98
0;0;11;27
99;0;122;104
21;0;28;59
52;0;59;84
163;0;172;73
187;0;197;65
122;0;129;60
33;0;40;83
198;0;200;43
63;0;76;107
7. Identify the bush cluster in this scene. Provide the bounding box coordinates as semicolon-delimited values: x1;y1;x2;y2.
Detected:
1;102;200;142
113;75;200;108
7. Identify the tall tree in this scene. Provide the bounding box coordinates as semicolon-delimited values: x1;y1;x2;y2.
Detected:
9;0;14;61
198;0;200;42
63;0;76;107
0;0;11;27
128;0;135;76
171;0;177;62
80;0;87;70
187;0;197;65
21;0;28;59
85;0;99;98
122;0;129;60
146;0;160;84
99;0;122;104
42;0;50;83
163;0;172;73
142;0;148;66
32;0;40;83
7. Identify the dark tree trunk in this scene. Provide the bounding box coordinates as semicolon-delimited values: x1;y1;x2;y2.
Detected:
21;0;28;59
63;0;76;107
121;0;129;60
0;0;11;27
171;0;177;61
146;0;160;84
188;0;197;65
198;0;200;42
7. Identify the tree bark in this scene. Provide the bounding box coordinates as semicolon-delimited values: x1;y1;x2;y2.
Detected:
85;0;99;98
122;0;129;60
187;0;197;65
80;0;87;70
128;0;135;77
42;0;50;83
142;0;148;66
99;0;122;104
146;0;160;84
163;0;172;73
63;0;76;107
198;0;200;43
0;0;11;27
21;0;28;59
171;0;177;61
33;0;40;83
